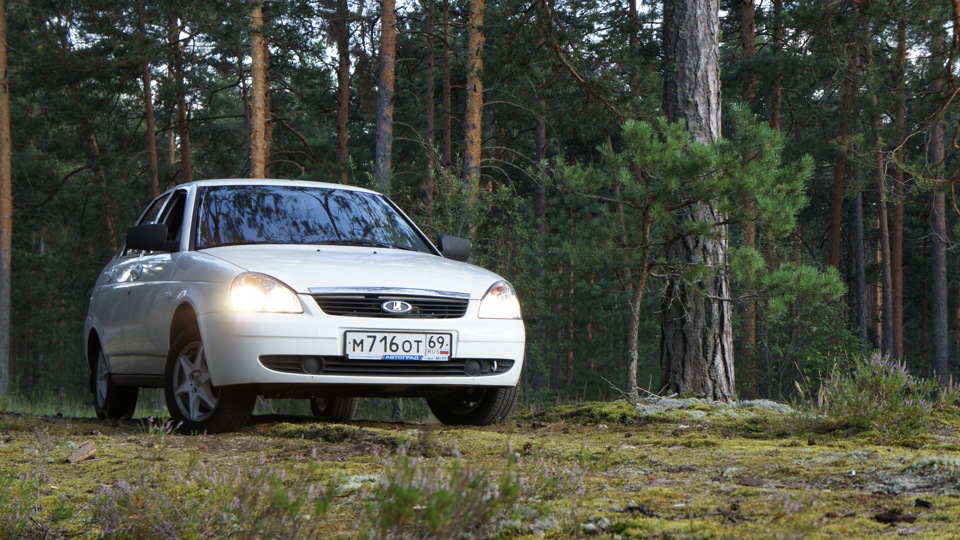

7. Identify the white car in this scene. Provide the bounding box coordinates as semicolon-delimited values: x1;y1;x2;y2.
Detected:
84;179;525;432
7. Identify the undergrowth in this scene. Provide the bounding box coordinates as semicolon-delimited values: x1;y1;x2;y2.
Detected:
798;352;959;443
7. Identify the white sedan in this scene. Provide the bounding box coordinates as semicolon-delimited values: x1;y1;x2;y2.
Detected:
83;179;525;432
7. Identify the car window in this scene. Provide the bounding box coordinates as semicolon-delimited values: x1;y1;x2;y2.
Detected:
158;190;187;246
194;185;433;253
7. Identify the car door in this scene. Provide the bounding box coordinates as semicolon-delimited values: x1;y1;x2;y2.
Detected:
122;189;189;376
94;193;170;369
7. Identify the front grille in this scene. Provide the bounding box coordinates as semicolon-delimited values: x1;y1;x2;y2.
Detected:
313;295;468;319
260;355;514;377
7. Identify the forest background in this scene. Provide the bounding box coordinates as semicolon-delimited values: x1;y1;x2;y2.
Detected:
0;0;958;413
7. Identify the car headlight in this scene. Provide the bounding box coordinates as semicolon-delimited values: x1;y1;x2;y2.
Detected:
230;273;303;313
478;280;522;319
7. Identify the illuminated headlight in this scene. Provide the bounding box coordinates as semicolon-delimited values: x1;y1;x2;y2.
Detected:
230;273;303;313
478;281;522;319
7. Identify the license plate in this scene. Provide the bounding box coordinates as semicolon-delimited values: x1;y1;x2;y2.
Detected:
344;332;452;361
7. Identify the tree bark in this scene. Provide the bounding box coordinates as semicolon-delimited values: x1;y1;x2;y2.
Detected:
441;0;452;167
250;2;270;178
829;73;852;271
463;0;485;195
424;0;436;212
768;0;782;131
336;0;350;184
739;0;757;397
137;0;160;198
929;26;948;384
375;0;397;193
0;0;12;398
892;17;906;358
169;11;192;183
660;0;735;401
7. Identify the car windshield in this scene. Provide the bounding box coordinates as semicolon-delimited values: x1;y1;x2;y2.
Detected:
194;184;433;253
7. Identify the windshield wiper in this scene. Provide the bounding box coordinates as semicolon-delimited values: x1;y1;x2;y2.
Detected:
322;239;417;251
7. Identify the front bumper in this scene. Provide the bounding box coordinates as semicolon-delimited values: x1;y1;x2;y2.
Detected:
198;299;525;391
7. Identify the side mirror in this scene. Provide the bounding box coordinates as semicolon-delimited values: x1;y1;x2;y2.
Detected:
438;235;470;262
126;224;179;253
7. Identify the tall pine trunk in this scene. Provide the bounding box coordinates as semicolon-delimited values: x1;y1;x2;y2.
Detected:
336;0;350;184
137;0;160;197
424;0;436;212
169;11;192;183
375;0;397;193
250;2;270;178
463;0;485;196
929;27;948;384
892;17;906;358
441;0;452;167
660;0;735;401
0;0;11;398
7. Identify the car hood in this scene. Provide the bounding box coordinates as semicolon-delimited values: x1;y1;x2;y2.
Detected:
201;245;505;299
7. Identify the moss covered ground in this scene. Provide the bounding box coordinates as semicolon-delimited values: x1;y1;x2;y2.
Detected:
2;400;960;539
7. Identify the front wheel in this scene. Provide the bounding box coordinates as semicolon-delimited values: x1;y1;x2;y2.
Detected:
310;397;358;422
164;326;256;433
427;386;518;426
93;348;138;420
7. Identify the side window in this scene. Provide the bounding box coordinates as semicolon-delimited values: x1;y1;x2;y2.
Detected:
158;190;187;247
121;194;170;257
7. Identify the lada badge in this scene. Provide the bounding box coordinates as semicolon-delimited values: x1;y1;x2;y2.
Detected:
381;300;413;314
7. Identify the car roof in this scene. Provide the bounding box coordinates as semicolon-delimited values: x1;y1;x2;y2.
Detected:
163;178;380;196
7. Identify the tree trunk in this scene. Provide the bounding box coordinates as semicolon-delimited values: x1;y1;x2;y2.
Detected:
0;0;12;398
137;0;160;198
852;185;868;349
892;17;906;358
739;0;757;397
250;2;270;178
829;73;852;270
929;26;948;384
534;100;547;235
336;0;350;184
89;133;118;253
375;0;397;193
424;0;436;212
740;0;755;106
441;0;452;167
660;0;735;401
170;12;192;183
769;0;782;131
463;0;485;195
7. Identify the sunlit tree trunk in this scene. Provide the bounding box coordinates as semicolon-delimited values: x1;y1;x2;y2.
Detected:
375;0;396;193
336;0;350;184
0;0;11;398
769;0;782;132
660;0;735;401
463;0;484;196
250;2;270;178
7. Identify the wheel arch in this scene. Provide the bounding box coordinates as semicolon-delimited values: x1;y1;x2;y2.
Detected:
170;303;199;347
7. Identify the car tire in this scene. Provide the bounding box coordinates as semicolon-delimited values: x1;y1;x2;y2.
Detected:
164;325;256;433
427;386;518;426
93;348;138;420
310;397;358;422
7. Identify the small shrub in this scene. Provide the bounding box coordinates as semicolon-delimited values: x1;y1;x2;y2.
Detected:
801;352;939;442
360;448;519;539
91;457;337;538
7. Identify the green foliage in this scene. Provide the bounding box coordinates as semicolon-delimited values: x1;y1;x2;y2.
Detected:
360;448;520;539
798;352;945;443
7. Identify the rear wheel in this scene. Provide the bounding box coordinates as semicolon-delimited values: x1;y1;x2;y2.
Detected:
427;386;518;426
310;397;358;422
165;326;256;433
93;348;138;420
